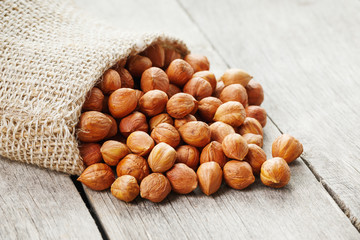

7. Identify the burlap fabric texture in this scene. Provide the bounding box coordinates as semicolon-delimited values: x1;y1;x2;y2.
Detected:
0;0;189;175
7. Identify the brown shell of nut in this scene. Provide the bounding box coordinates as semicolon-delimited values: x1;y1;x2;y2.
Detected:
238;117;263;136
166;163;198;194
198;97;223;122
151;123;181;148
166;93;196;119
140;173;171;202
272;134;303;163
183;77;213;100
193;71;216;92
223;160;255;190
219;84;248;107
126;131;155;156
178;121;211;147
141;44;165;68
108;88;137;118
140;67;169;93
79;143;102;167
149;113;174;131
246;80;264;106
116;154;150;183
209;121;235;143
220;69;253;87
119;111;148;137
244;144;267;175
127;55;152;77
176;145;200;170
147;142;177;173
245;105;267;127
77;111;112;142
197;162;222;195
100;69;121;94
116;67;134;89
100;140;129;166
213;80;225;98
139;90;168;117
111;175;140;202
184;54;210;72
167;84;182;98
164;48;181;68
83;87;104;112
166;59;194;87
260;157;291;188
77;163;115;191
242;133;263;148
200;141;227;168
104;114;118;138
222;133;249;160
213;101;246;127
174;114;197;129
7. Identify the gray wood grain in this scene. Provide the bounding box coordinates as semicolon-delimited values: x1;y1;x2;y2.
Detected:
0;156;102;240
178;0;360;231
76;0;360;239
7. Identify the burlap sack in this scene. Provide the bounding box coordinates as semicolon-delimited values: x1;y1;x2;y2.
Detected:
0;0;189;175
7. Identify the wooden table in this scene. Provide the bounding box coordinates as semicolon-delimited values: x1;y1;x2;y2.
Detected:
1;0;360;239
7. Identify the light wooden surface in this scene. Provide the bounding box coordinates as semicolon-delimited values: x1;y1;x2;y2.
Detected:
1;0;360;239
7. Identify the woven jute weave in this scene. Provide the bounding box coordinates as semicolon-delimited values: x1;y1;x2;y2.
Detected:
0;0;189;175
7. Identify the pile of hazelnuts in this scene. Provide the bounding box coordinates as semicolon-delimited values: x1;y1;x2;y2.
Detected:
77;44;303;203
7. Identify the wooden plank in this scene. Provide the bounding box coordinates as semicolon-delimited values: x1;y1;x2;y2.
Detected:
0;156;102;240
178;0;360;230
75;0;360;239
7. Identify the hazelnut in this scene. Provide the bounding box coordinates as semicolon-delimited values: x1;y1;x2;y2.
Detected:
184;54;210;72
242;133;263;147
82;87;104;111
238;117;263;136
140;67;169;93
142;44;165;68
134;90;144;110
209;121;235;143
115;58;127;69
193;71;216;92
219;84;248;107
108;88;137;118
77;163;115;191
245;106;267;127
167;84;182;98
260;157;290;188
127;55;152;77
79;143;102;166
223;160;255;190
183;77;212;100
149;113;174;131
100;140;129;166
116;67;134;88
148;142;177;172
151;123;181;148
176;145;200;170
213;80;225;98
174;114;197;129
197;162;222;195
200;141;227;168
272;134;303;163
222;133;248;160
166;59;194;87
119;111;148;137
213;101;246;127
116;154;150;182
244;144;267;175
77;111;112;142
164;48;181;68
102;95;110;113
166;93;196;118
111;175;139;202
104;114;118;138
220;69;253;87
139;90;168;117
178;121;211;147
246;80;264;106
126;131;154;156
166;163;198;194
100;69;121;94
140;173;171;202
198;97;222;122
